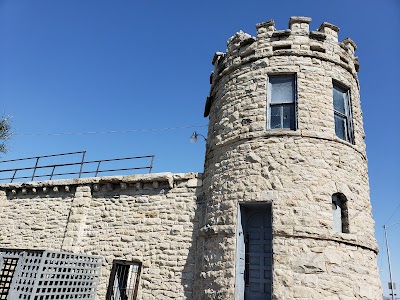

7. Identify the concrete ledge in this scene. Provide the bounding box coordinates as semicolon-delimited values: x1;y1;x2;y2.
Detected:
198;225;236;237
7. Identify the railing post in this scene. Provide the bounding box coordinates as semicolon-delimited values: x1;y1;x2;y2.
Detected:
149;155;155;173
50;166;56;180
78;151;86;178
31;157;40;181
95;161;101;177
11;170;17;183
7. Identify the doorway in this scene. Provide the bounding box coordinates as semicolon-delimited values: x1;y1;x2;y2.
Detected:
236;203;272;300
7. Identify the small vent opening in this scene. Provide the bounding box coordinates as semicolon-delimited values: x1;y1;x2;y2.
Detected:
340;56;349;64
310;45;326;53
273;44;291;51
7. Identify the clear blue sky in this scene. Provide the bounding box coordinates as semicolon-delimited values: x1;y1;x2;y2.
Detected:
0;0;399;297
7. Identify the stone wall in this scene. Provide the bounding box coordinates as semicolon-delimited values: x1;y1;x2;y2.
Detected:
199;16;382;299
0;172;203;300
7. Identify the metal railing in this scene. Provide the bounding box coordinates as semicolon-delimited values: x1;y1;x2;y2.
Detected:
0;151;155;183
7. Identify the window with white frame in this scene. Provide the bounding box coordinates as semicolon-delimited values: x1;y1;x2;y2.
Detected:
333;82;354;143
267;74;296;130
332;193;349;233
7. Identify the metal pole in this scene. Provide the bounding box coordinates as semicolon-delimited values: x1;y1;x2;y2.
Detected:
50;166;56;180
11;170;17;183
95;161;101;177
149;155;155;174
384;224;395;300
31;157;40;181
78;151;86;178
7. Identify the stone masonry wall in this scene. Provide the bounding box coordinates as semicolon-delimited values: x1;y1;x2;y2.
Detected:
199;17;382;299
0;172;203;300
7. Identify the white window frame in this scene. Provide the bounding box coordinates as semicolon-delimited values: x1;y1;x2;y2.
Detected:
333;81;354;143
266;74;297;130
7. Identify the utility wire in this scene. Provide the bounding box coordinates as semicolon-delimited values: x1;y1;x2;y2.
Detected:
13;125;208;137
384;201;400;226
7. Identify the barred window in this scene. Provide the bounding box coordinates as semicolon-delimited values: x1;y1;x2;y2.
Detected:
107;260;141;300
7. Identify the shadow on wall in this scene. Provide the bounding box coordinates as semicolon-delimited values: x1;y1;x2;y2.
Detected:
181;185;206;299
83;177;205;299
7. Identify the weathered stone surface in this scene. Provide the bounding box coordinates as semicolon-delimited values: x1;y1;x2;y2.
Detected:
0;173;202;300
200;15;381;300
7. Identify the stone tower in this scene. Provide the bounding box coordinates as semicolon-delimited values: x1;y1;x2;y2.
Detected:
198;16;382;299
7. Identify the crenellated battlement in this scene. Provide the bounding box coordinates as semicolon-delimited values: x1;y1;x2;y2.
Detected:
209;16;359;91
288;16;312;34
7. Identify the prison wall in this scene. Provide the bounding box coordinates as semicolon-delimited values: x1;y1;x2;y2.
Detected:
0;172;203;300
198;17;381;299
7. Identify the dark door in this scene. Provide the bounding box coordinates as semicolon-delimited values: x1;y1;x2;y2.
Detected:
237;205;272;300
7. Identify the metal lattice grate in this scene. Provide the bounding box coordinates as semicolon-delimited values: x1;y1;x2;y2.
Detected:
0;249;102;300
0;256;19;299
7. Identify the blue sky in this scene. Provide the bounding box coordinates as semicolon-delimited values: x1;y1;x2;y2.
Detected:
0;0;399;296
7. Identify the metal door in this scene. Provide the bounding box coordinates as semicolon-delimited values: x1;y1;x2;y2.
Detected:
236;205;272;300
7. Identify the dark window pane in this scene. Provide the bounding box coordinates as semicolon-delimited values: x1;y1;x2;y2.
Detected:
282;105;295;129
270;106;282;128
270;76;294;103
333;85;346;114
334;114;347;140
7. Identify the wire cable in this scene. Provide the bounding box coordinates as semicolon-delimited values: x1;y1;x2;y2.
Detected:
384;201;400;226
13;125;208;137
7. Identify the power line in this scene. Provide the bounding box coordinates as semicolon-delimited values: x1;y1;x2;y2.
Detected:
384;201;400;226
13;125;208;137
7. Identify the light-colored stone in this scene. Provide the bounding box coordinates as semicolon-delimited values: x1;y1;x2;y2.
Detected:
200;15;381;300
0;173;202;299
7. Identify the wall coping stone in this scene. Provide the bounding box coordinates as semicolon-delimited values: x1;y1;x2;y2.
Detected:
255;20;275;30
289;16;312;26
0;172;203;191
318;21;340;33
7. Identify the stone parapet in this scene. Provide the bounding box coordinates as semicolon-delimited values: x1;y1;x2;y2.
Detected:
206;17;359;119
